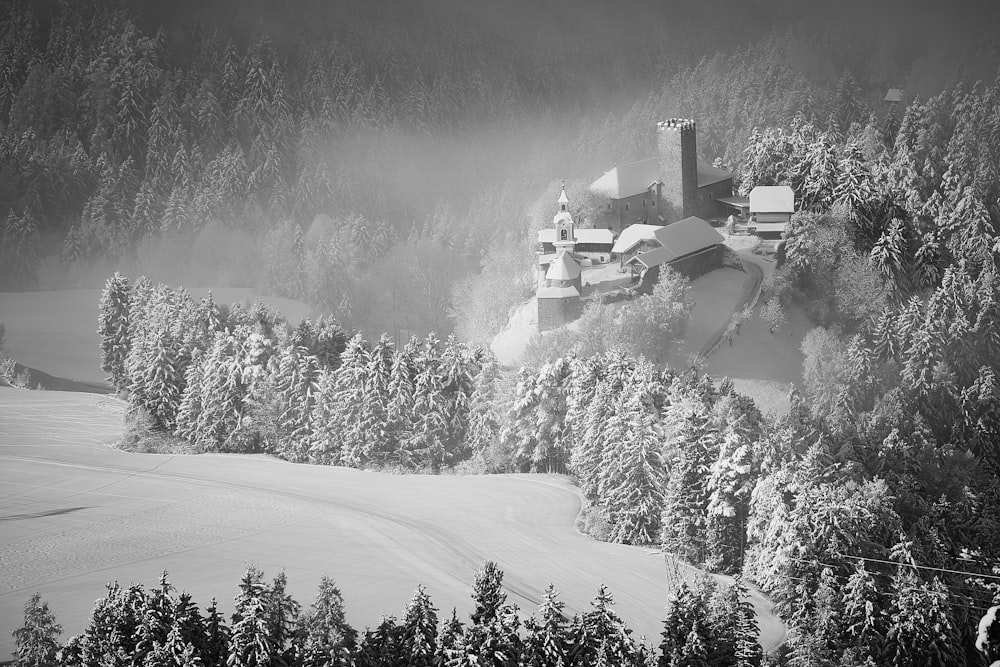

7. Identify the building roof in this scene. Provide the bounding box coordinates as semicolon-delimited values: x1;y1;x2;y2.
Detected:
589;158;659;199
750;185;795;213
660;216;725;259
538;228;614;245
611;223;663;254
545;251;581;281
552;210;573;227
884;88;905;103
589;158;732;199
717;195;751;209
697;162;732;188
629;246;675;270
557;185;569;205
623;216;723;269
537;285;580;299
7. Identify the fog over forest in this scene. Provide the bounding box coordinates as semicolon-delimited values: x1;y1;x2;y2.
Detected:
1;0;998;341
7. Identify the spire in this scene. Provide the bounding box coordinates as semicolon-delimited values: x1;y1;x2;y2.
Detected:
557;180;569;211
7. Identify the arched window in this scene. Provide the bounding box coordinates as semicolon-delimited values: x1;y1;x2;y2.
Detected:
560;229;567;241
560;204;567;211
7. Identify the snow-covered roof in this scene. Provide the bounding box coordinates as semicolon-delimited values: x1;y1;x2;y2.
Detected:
884;88;905;103
545;252;581;281
538;228;613;245
611;224;665;254
557;185;569;205
589;158;732;199
624;216;723;268
552;210;573;227
697;162;732;188
749;186;795;213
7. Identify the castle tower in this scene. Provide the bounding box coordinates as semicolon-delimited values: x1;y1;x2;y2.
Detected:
657;118;698;222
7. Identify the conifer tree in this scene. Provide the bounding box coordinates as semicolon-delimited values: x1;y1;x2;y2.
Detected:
299;576;356;667
522;584;569;667
400;585;438;666
98;272;132;391
12;592;62;667
228;566;273;667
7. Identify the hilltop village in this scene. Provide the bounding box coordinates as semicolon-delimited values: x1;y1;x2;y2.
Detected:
534;118;794;332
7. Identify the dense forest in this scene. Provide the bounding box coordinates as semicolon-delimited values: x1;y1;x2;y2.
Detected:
7;0;1000;663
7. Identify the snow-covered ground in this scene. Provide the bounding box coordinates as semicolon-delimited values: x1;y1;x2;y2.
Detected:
0;288;312;384
0;387;787;655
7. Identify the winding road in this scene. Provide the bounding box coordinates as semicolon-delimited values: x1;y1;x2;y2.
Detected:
0;387;785;657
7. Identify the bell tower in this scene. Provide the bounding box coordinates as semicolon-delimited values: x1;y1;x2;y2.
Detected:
553;181;576;253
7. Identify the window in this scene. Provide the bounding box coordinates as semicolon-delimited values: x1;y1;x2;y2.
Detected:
652;199;656;207
642;199;647;207
625;203;630;212
560;229;567;241
560;204;567;211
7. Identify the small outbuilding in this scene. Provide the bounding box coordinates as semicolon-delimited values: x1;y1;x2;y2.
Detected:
749;185;794;239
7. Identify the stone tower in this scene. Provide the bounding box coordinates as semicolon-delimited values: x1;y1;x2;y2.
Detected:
657;118;698;222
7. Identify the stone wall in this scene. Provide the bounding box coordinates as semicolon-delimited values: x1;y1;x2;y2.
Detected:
537;295;582;332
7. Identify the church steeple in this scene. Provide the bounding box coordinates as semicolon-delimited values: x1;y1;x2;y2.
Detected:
552;180;576;253
557;181;570;212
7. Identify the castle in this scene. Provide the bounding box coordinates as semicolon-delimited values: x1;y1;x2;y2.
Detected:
536;119;730;333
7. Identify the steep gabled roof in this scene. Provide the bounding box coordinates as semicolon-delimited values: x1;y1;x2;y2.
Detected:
659;216;724;258
884;88;905;103
750;185;795;213
590;158;732;199
589;158;659;199
629;246;675;270
545;251;581;281
626;217;723;269
611;223;664;254
697;162;732;188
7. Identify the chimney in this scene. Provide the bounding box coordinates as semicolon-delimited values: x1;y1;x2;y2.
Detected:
657;118;698;222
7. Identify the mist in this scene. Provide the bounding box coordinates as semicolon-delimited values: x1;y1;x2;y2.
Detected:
1;0;998;340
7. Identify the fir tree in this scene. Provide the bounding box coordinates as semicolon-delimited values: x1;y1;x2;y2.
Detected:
12;592;62;667
98;272;132;391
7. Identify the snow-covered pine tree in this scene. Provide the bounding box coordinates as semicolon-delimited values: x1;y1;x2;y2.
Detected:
386;345;416;464
12;592;62;667
660;397;718;565
604;364;667;545
465;357;503;468
400;585;438;666
522;584;569;667
306;368;342;465
98;272;132;391
407;339;451;470
327;333;371;467
568;586;638;666
299;576;357;667
228;566;274;667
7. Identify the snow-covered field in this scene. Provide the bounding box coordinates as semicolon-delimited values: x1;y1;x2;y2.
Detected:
0;387;786;656
0;288;312;384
